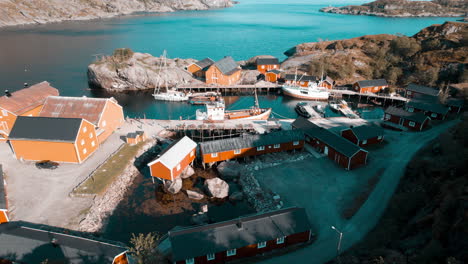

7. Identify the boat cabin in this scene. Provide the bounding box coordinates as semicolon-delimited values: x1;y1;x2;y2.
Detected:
284;74;317;87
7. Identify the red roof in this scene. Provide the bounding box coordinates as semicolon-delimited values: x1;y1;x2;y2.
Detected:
0;82;59;115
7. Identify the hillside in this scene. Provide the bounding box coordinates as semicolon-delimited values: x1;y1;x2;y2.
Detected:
320;0;467;18
282;21;468;88
0;0;233;28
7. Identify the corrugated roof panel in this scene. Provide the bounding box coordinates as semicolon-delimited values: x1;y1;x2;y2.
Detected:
0;82;59;115
9;116;83;142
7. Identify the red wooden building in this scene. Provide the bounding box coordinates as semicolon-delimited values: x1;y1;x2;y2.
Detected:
187;58;215;79
383;106;430;131
0;165;8;224
353;79;388;93
405;84;439;99
159;207;313;264
292;117;368;170
340;125;384;147
406;100;449;120
199;130;304;165
445;98;464;114
147;136;197;181
284;74;317;87
265;69;281;83
256;57;280;74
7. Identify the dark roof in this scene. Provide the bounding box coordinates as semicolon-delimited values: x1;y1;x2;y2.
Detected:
285;74;317;82
167;207;311;261
0;221;127;263
195;58;215;70
0;165;6;210
324;76;334;84
355;79;388;88
267;69;281;74
406;84;439;96
127;132;137;139
136;131;145;136
9;117;83;142
213;56;239;76
407;100;449;115
292;117;364;157
445;98;464;108
199;130;304;154
385;106;428;123
256;58;279;65
342;125;384;141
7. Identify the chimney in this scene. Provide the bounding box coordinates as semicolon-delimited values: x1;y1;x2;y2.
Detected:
5;90;11;97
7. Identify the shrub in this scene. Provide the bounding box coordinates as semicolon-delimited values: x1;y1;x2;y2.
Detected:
128;232;162;264
390;36;421;58
113;48;134;62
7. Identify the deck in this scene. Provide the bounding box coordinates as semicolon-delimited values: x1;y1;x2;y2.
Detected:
174;83;282;92
329;89;409;102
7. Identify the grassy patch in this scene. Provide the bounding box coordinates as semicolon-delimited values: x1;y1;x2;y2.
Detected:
73;141;147;195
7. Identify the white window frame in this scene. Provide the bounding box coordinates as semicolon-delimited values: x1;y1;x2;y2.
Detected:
293;141;299;146
83;148;87;155
362;140;367;145
409;121;416;127
185;258;194;264
257;241;267;248
273;65;277;68
82;126;87;133
102;120;107;127
207;253;215;261
91;141;95;147
407;91;412;95
276;236;285;244
211;153;218;158
226;249;236;257
81;139;85;145
89;132;93;139
431;113;437;118
176;164;181;171
257;146;265;151
234;149;241;155
273;144;280;149
377;135;382;140
2;110;7;116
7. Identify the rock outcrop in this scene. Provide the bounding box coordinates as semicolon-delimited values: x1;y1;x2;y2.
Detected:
164;177;182;194
0;0;234;28
204;177;229;199
320;0;466;17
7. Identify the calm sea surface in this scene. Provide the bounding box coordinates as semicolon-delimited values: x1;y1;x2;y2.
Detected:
0;0;458;119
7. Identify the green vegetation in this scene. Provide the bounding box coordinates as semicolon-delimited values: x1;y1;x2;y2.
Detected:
128;232;162;264
73;141;146;195
113;48;134;62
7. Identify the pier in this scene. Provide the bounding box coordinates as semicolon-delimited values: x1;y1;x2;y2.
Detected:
174;83;282;93
329;88;409;103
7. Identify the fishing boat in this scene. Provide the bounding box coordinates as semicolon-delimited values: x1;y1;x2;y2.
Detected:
281;71;329;101
153;50;191;102
295;102;311;118
188;92;221;105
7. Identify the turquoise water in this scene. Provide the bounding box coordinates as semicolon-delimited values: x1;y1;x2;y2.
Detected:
0;0;458;118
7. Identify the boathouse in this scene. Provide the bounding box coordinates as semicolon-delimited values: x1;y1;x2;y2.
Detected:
320;76;335;89
256;57;280;74
158;207;313;264
352;79;388;93
340;125;384;147
405;84;439;99
383;106;430;131
284;74;317;87
0;165;8;224
206;56;241;85
265;69;281;83
445;98;464;114
199;130;305;165
406;100;449;120
0;81;59;141
292;117;368;170
126;131;146;145
147;136;197;181
39;96;124;144
0;221;130;264
187;58;215;79
8;117;98;163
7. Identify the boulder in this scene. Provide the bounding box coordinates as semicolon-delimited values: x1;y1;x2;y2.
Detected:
204;178;229;199
181;165;195;179
187;190;204;200
163;178;182;194
229;191;244;202
217;161;240;180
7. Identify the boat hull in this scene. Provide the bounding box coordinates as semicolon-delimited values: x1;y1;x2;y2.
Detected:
282;86;329;101
153;93;189;102
225;108;271;120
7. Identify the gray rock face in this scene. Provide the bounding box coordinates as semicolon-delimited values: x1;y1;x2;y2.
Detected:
187;190;204;200
180;165;195;179
163;178;182;194
217;161;240;180
204;178;229;199
240;70;261;85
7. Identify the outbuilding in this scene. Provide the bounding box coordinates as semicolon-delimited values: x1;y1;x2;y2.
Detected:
383;106;430;131
199;130;304;165
256;57;280;74
8;117;98;163
284;74;317;87
405;83;439;99
406;100;449;120
158;207;313;264
147;136;197;181
206;57;241;85
187;58;215;79
320;76;335;89
340;125;384;147
265;69;281;83
445;98;464;114
0;81;59;140
352;79;388;93
126;131;146;145
0;165;8;224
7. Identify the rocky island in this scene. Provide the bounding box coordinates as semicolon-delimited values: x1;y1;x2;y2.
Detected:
320;0;467;18
0;0;233;28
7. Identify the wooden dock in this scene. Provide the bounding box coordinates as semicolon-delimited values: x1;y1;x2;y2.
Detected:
329;89;409;102
174;84;282;93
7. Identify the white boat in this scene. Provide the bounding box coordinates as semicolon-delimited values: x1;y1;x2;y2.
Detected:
281;70;329;101
153;50;191;102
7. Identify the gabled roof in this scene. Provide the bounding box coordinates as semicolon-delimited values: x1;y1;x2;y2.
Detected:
445;98;464;108
0;81;59;115
385;106;428;123
407;100;449;115
291;116;316;130
199;130;304;154
284;74;317;82
127;131;145;139
406;84;439;97
166;207;311;262
267;69;281;74
213;56;240;76
342;125;384;141
0;221;127;263
256;58;279;65
148;136;197;169
39;96;119;125
355;79;388;88
194;58;215;70
324;76;334;84
0;165;6;210
9;117;84;143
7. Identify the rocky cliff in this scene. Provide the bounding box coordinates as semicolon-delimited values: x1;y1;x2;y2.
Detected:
320;0;466;18
0;0;233;28
282;21;468;87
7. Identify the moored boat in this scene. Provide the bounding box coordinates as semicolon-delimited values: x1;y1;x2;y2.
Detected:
188;92;221;105
281;70;330;100
153;90;191;102
295;102;311;118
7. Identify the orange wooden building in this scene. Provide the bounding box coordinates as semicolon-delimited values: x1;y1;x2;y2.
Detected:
147;136;197;181
0;165;8;224
8;117;98;163
0;81;59;141
39;96;124;144
199;130;304;165
256;57;280;74
265;70;281;83
320;76;335;89
206;56;241;85
284;74;317;87
353;79;388;93
187;58;215;79
126;131;146;145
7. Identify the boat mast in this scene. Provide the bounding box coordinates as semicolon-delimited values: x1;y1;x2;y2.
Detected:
254;87;260;109
154;50;166;95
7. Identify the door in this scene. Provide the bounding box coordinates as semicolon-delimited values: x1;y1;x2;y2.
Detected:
324;146;329;155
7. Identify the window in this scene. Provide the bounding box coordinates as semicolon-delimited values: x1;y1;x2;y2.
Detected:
362;140;367;145
177;164;181;171
211;153;218;158
277;237;285;244
408;107;414;112
89;132;93;138
257;146;265;151
261;65;265;69
234;149;241;155
207;253;215;261
293;141;299;146
431;113;437;118
185;258;194;264
273;65;277;68
377;135;383;140
81;139;85;145
91;141;95;147
102;120;107;127
83;126;87;133
226;249;236;257
257;241;267;248
83;148;87;154
274;144;280;149
2;110;7;116
409;121;415;127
